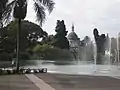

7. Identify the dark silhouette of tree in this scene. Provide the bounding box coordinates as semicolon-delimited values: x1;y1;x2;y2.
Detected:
53;20;69;49
93;28;107;64
0;0;8;28
2;0;55;26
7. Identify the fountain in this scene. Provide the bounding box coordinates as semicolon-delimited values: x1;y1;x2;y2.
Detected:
93;41;97;65
104;33;111;65
21;29;120;77
117;33;120;66
76;37;95;64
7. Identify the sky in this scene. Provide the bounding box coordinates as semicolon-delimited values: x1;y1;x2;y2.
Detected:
26;0;120;40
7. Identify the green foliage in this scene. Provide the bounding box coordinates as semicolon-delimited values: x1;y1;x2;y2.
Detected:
41;35;54;45
0;20;48;61
0;28;16;53
0;0;55;62
33;44;72;60
0;20;48;52
53;20;69;49
33;44;50;53
20;52;30;60
0;52;12;61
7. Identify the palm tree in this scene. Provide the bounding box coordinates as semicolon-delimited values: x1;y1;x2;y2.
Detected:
0;0;8;28
3;0;55;25
2;0;55;73
0;0;9;54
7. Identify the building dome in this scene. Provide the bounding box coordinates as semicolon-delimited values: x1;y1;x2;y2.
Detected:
67;24;79;40
68;31;79;40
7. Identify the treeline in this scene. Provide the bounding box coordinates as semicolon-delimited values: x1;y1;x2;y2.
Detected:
0;20;72;61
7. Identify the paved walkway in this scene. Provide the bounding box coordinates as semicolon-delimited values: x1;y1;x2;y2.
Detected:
26;74;55;90
0;75;40;90
1;73;120;90
35;73;120;90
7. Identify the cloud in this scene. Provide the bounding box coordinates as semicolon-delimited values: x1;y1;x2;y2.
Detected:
26;0;120;40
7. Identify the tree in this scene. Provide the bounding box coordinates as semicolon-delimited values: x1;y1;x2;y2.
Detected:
0;20;48;52
2;0;55;26
41;35;54;45
33;44;73;60
93;28;107;64
0;52;12;61
53;20;69;49
2;0;55;72
0;0;8;28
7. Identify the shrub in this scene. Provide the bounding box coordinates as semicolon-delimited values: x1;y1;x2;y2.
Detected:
0;52;12;61
33;44;73;60
20;52;30;60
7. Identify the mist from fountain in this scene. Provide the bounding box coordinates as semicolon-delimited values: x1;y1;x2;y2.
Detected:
116;33;120;66
77;41;95;64
93;41;97;65
104;34;111;65
92;33;113;72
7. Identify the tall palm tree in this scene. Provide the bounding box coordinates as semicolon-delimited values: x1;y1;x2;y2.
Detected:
0;0;9;52
0;0;8;28
2;0;55;73
3;0;55;26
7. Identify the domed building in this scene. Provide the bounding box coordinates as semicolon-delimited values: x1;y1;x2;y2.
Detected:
67;24;80;48
67;24;81;60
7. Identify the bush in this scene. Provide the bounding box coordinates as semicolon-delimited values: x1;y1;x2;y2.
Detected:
32;44;73;60
0;52;12;61
20;52;30;60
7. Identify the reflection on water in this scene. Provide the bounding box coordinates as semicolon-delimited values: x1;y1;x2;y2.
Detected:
23;60;120;76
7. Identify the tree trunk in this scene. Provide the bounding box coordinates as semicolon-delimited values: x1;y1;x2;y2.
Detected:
16;18;21;73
